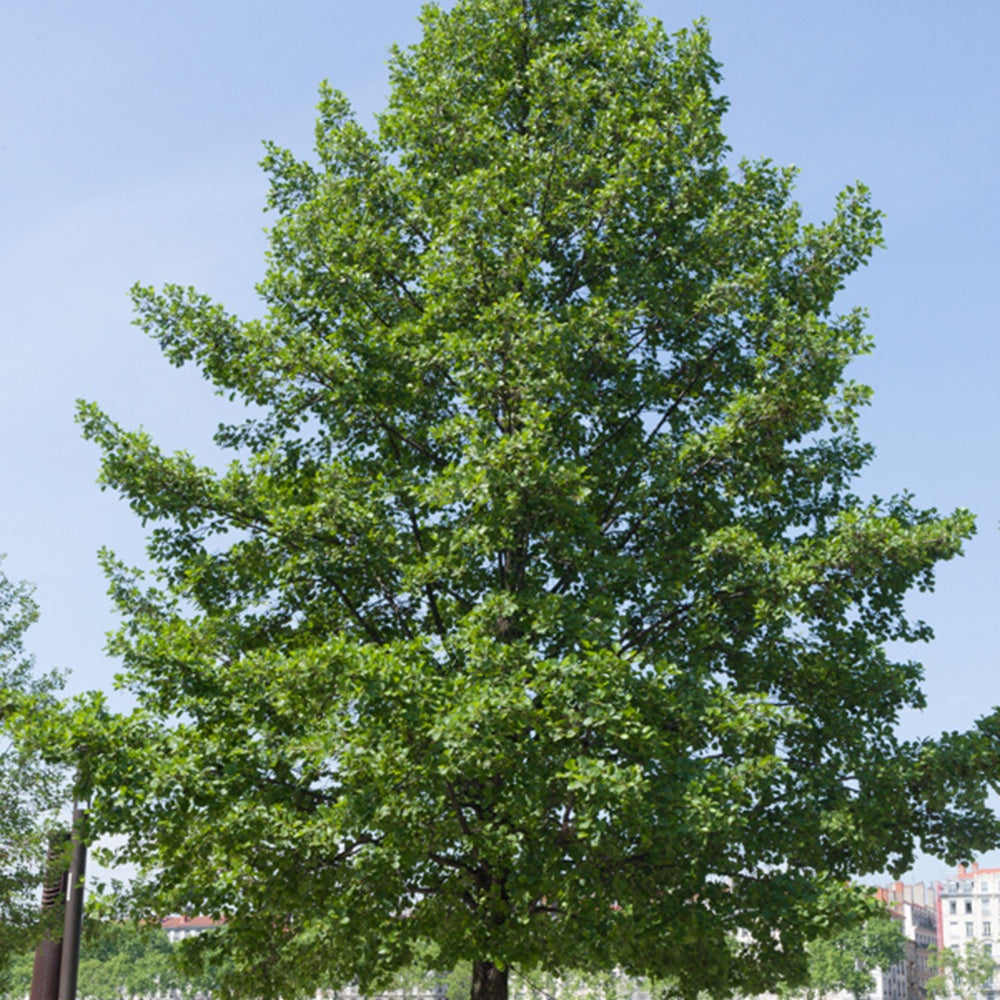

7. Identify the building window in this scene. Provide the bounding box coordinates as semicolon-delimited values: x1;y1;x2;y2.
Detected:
985;922;993;937
985;898;992;914
968;901;975;914
967;922;975;937
951;901;958;914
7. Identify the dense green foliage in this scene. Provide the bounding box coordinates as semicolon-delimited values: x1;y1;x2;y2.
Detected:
0;564;62;989
41;0;1000;997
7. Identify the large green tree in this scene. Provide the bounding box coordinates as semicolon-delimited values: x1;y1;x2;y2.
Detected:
0;565;63;988
53;1;1000;998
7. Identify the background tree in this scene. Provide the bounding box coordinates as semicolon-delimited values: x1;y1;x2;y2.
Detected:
1;919;226;1000
49;0;1000;998
927;942;996;1000
0;564;63;990
796;915;906;1000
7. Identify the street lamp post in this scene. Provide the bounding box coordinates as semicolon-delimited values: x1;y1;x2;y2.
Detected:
28;806;86;1000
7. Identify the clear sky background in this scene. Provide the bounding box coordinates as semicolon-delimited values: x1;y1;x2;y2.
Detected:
1;0;996;885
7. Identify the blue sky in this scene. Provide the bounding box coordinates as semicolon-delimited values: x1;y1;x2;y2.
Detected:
1;1;997;883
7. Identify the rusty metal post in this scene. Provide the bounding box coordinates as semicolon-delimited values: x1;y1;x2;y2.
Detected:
29;830;69;1000
58;807;86;1000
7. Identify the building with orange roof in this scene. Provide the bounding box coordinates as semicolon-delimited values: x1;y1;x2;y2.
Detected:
160;914;220;943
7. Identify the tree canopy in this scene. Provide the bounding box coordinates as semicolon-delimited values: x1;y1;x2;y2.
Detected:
47;1;1000;998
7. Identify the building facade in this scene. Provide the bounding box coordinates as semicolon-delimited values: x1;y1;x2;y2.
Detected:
879;882;938;1000
936;864;1000;1000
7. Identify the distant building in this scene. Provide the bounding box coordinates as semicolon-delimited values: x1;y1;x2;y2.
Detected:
936;863;999;1000
161;914;219;943
879;882;938;1000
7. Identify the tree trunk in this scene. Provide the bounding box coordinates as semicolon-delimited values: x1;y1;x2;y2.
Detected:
471;960;509;1000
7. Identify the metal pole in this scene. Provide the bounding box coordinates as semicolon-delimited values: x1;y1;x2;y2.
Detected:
58;807;86;1000
29;830;69;1000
